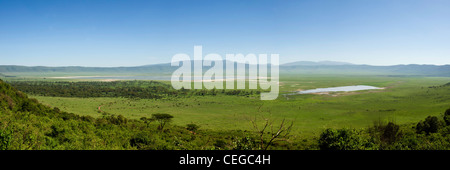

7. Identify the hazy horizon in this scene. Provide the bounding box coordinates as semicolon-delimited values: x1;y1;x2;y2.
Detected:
1;60;449;68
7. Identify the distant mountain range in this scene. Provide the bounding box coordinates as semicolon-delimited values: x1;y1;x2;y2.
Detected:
281;61;355;66
283;64;450;76
1;61;449;77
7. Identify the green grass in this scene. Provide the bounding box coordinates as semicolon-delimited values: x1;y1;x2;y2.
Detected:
31;75;450;141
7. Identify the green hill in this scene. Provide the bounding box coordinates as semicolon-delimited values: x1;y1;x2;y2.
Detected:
0;79;102;149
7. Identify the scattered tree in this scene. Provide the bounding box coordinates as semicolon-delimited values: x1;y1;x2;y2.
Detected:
151;113;174;131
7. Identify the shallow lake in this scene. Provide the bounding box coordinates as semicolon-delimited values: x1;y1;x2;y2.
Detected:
296;85;383;94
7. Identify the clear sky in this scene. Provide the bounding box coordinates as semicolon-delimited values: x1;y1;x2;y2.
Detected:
0;0;449;67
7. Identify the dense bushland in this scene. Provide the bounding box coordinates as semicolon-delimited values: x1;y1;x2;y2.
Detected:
7;81;262;99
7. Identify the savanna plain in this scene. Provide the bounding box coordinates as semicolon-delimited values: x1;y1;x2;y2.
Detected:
1;73;450;150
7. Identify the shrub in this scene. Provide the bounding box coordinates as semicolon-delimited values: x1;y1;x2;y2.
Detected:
101;114;128;126
140;117;154;128
318;128;367;150
186;123;199;132
444;108;450;126
416;116;445;135
130;132;152;149
0;129;12;150
232;136;256;150
214;139;227;149
381;122;402;144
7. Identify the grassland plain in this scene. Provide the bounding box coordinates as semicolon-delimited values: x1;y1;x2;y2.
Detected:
30;75;450;143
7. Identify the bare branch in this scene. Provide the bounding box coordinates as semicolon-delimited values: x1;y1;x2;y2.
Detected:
250;113;294;150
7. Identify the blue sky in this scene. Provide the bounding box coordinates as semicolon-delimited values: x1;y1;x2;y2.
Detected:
0;0;449;67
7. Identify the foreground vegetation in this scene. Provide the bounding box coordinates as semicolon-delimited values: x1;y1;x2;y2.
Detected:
319;110;450;150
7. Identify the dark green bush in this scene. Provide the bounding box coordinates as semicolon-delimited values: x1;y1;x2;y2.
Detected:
0;128;12;150
381;122;402;144
416;116;445;135
130;132;153;149
444;108;450;126
318;128;367;150
186;123;199;132
214;139;227;149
